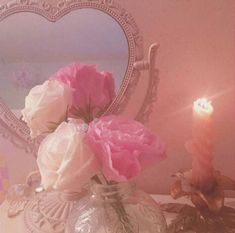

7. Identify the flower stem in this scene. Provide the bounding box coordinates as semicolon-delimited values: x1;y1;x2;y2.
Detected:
91;175;134;233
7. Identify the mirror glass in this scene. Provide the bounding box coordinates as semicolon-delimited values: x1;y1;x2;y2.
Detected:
0;9;129;117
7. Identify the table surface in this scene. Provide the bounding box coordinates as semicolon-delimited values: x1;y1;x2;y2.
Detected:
0;194;235;233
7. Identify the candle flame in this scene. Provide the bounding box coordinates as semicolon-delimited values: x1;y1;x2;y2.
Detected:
194;98;213;115
198;98;211;109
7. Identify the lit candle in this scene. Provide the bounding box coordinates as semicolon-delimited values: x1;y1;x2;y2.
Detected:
190;98;215;192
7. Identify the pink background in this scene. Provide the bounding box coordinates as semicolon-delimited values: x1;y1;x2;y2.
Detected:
0;0;234;195
124;0;235;194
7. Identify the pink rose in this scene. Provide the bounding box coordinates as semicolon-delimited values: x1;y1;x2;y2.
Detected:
37;120;100;192
86;115;166;182
51;63;115;122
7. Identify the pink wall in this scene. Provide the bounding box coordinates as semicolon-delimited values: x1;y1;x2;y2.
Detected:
0;138;37;186
119;0;235;194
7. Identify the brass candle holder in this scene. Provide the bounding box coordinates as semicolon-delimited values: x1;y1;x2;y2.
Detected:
162;169;235;233
162;98;235;232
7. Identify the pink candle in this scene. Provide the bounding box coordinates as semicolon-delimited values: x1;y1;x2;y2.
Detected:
191;98;215;192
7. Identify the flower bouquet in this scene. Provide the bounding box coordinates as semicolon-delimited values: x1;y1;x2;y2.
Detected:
21;63;167;233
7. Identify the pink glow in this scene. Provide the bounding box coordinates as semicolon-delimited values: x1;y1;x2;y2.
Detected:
0;0;234;196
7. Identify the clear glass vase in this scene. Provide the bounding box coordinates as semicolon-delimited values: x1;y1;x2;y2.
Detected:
65;182;167;233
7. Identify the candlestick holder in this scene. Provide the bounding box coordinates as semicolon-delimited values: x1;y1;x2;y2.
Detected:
162;169;235;233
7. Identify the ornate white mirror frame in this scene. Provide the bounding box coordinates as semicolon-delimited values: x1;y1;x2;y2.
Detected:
0;0;159;156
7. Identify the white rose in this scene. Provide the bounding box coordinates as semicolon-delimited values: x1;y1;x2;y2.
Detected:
37;121;99;192
21;80;72;138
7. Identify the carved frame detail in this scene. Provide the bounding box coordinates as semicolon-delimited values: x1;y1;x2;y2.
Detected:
135;43;160;123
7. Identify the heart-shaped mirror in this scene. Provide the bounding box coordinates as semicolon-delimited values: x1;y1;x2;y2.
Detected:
0;0;145;156
0;9;129;115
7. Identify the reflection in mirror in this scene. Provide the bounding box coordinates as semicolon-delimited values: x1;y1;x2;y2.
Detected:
0;9;129;117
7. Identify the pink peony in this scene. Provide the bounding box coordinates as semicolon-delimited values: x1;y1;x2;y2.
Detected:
86;115;166;182
51;63;115;122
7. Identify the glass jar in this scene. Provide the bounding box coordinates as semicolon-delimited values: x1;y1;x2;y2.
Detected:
65;182;167;233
